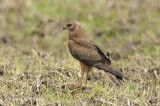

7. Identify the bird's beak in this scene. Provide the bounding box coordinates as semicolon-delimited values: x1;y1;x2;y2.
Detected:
63;25;69;30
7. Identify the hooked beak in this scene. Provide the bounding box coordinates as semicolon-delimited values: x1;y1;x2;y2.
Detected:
63;26;69;30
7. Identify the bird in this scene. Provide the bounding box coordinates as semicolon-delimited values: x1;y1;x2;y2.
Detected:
63;21;128;87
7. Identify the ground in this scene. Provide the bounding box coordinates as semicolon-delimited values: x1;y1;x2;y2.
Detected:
0;0;160;105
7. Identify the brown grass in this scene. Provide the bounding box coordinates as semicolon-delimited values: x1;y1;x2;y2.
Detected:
0;0;160;105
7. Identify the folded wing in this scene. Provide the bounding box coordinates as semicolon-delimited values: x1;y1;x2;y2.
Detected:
68;38;126;81
68;38;111;66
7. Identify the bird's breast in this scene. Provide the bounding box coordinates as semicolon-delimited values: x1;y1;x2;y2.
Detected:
68;41;79;60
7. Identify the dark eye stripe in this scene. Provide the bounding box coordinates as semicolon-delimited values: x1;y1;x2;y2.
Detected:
67;24;72;27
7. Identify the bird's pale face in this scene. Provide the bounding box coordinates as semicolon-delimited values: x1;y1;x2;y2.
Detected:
63;21;80;31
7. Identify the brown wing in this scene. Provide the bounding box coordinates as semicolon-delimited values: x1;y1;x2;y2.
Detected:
94;43;111;65
68;38;111;66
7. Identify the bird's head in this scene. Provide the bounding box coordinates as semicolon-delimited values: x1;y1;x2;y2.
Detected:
63;21;81;31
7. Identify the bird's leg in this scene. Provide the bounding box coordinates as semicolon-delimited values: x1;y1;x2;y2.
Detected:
79;69;84;87
76;61;86;88
85;67;92;86
85;70;89;85
77;61;91;88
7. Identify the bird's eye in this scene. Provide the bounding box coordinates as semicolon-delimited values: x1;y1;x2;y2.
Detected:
67;24;72;27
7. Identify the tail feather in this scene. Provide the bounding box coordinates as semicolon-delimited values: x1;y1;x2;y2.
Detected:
94;63;128;81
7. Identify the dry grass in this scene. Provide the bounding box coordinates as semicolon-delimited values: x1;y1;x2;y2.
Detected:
0;0;160;105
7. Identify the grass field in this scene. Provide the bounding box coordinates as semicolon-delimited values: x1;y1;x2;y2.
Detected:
0;0;160;105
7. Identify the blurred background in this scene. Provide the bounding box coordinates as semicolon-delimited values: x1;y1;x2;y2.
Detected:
0;0;160;105
0;0;160;60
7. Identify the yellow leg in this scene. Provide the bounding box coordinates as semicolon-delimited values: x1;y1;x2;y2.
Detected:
78;61;92;88
79;69;84;87
85;71;89;85
85;67;92;85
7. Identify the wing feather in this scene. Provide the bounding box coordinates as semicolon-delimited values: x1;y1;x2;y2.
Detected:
68;38;111;66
